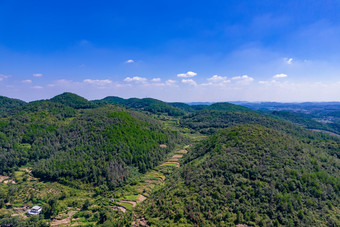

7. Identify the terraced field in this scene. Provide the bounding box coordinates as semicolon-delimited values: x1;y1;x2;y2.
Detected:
112;146;189;216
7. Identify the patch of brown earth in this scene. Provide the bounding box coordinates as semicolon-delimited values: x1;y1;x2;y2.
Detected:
0;175;9;182
159;144;167;148
176;149;188;154
11;206;29;218
51;210;78;226
137;194;147;203
172;154;183;159
117;206;127;213
110;205;127;213
132;217;149;227
0;175;16;184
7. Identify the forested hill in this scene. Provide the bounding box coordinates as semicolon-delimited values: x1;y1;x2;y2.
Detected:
168;101;252;113
0;96;26;116
94;96;186;116
0;94;184;189
139;124;340;226
49;92;98;109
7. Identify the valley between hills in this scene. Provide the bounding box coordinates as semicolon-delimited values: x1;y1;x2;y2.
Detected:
0;93;339;226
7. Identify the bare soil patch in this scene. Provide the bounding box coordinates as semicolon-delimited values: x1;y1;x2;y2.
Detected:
0;175;16;184
172;154;183;159
159;144;167;148
0;175;9;182
137;194;147;203
51;210;78;226
176;149;188;154
132;217;149;227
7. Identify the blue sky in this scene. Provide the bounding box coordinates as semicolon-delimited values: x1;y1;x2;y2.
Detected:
1;0;340;102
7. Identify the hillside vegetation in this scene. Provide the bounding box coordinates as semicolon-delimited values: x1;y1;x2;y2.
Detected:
0;93;183;189
96;96;186;116
0;93;339;226
139;124;340;226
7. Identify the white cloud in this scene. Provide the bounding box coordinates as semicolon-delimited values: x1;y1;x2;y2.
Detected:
22;80;32;84
32;85;43;89
125;59;135;63
201;75;231;86
181;79;197;86
151;78;161;82
287;58;293;64
124;76;147;83
284;58;293;64
165;80;177;86
208;75;230;83
231;75;254;85
83;79;113;86
33;73;43;77
258;81;268;85
177;71;197;78
0;74;9;81
273;73;288;78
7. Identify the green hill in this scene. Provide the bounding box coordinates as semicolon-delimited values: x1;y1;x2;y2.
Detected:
0;96;183;189
50;92;97;109
206;102;253;112
168;102;207;112
180;109;329;140
139;124;340;226
97;96;186;116
0;96;26;116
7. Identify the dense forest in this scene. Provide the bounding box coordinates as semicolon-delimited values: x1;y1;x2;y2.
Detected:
0;93;339;226
0;93;183;189
139;124;340;226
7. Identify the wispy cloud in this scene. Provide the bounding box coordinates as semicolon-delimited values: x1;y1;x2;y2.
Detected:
32;85;43;89
151;78;161;82
231;75;254;85
22;80;32;84
177;71;197;78
165;80;177;86
285;58;293;64
124;76;147;83
181;79;197;86
83;79;113;86
273;73;288;78
125;59;135;63
33;73;43;77
0;74;9;81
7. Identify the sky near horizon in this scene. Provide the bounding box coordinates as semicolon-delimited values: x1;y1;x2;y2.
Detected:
1;0;340;102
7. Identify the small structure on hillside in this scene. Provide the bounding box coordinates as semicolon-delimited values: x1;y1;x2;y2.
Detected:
27;205;42;215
